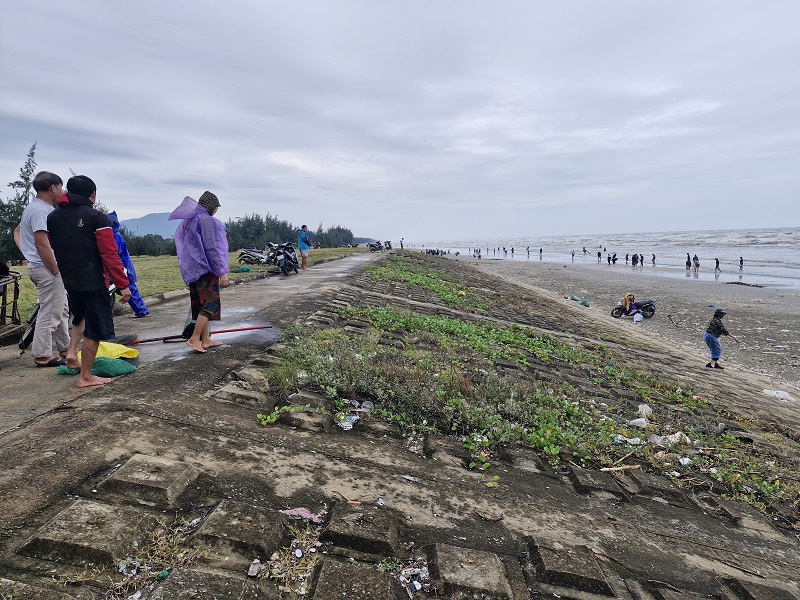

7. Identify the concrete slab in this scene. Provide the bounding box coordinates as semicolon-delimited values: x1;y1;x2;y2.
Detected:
429;543;513;599
97;454;200;505
721;577;799;600
144;568;274;599
321;502;398;556
17;499;158;567
0;577;80;599
313;559;399;599
194;500;289;569
568;465;627;499
530;541;613;596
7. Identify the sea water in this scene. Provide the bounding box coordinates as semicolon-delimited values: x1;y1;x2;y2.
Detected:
414;227;800;292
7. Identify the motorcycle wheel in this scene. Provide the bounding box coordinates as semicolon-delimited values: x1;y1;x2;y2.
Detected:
611;307;624;318
280;262;291;276
642;305;656;318
238;258;248;264
293;264;299;273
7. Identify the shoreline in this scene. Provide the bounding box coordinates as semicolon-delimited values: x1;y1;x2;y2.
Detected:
463;256;800;390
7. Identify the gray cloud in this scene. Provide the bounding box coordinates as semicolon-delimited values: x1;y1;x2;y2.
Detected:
1;1;798;241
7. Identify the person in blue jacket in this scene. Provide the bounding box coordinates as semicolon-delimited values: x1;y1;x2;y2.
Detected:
297;224;312;271
108;212;149;317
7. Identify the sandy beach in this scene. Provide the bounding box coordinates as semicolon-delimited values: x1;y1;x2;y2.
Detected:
467;257;800;390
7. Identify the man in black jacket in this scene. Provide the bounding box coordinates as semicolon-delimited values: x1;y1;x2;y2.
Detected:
47;176;131;387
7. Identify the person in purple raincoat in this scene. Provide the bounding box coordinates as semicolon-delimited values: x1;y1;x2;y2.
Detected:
168;191;229;353
108;211;149;317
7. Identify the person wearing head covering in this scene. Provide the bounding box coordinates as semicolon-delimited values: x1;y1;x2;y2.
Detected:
47;175;131;387
168;191;229;353
704;308;739;370
107;211;149;318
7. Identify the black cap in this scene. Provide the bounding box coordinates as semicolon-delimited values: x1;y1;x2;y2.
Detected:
66;175;96;198
714;308;726;317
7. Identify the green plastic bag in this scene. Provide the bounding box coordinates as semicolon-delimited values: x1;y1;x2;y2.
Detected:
56;357;136;377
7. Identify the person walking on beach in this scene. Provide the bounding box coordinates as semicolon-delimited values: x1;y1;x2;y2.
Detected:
715;258;721;273
686;253;692;270
539;248;542;259
631;253;638;267
739;257;743;269
13;171;71;367
297;225;311;270
692;254;700;273
169;191;230;354
597;251;601;263
47;175;131;387
704;308;739;370
571;250;575;261
625;253;629;265
639;254;644;268
651;254;656;266
607;253;611;265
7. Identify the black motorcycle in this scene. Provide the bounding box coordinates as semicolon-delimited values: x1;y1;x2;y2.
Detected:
237;248;271;265
611;298;656;319
276;242;300;275
367;241;384;252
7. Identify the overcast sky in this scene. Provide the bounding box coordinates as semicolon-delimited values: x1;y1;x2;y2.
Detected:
1;1;798;242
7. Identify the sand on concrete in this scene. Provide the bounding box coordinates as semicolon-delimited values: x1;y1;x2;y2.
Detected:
467;257;800;390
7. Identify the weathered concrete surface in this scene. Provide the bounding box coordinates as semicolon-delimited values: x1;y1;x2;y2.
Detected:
0;252;798;599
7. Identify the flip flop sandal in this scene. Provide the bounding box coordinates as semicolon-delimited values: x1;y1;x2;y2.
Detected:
706;363;714;368
36;357;66;368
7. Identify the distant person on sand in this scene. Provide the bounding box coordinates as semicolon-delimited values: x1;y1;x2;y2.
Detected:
686;253;691;270
704;308;739;369
47;175;131;387
739;257;743;269
693;254;700;273
715;258;720;272
625;253;629;265
169;191;230;354
571;250;575;261
597;251;601;262
631;253;638;267
651;254;656;266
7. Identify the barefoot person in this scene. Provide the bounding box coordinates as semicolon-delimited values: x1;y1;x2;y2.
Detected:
297;224;311;271
704;308;739;370
46;176;131;387
169;191;229;353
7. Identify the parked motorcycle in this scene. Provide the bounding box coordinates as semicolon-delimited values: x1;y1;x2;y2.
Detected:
384;240;392;250
276;242;300;275
238;248;271;265
367;241;384;252
611;298;656;319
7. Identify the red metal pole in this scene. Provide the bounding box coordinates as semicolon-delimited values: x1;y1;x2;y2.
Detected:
127;324;272;345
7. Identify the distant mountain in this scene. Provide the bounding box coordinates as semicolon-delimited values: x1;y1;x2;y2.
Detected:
120;213;176;239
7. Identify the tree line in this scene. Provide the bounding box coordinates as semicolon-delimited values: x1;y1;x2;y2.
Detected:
1;144;357;262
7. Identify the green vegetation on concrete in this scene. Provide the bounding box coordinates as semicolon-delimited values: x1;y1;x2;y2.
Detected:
261;252;799;528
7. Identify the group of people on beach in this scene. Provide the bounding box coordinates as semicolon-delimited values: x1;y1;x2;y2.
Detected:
12;169;236;387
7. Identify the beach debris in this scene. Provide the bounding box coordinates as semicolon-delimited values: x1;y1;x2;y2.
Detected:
401;474;420;483
627;418;649;429
280;507;327;524
379;556;435;597
580;299;590;307
264;523;322;595
762;389;796;403
376;496;385;507
678;457;693;467
637;404;653;420
247;558;262;577
648;432;692;447
570;295;580;301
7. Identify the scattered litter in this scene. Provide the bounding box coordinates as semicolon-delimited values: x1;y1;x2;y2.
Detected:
337;414;360;430
376;497;385;507
678;457;693;467
570;295;580;301
473;509;504;522
280;507;327;524
633;313;644;323
247;558;262;577
627;418;649;429
637;404;653;420
118;557;140;577
580;300;590;307
648;432;692;447
127;592;142;600
401;475;420;483
234;265;253;272
294;548;303;558
157;570;169;581
386;556;434;597
763;389;796;403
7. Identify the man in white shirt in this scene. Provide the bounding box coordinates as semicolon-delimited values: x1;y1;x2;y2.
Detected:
13;171;71;367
